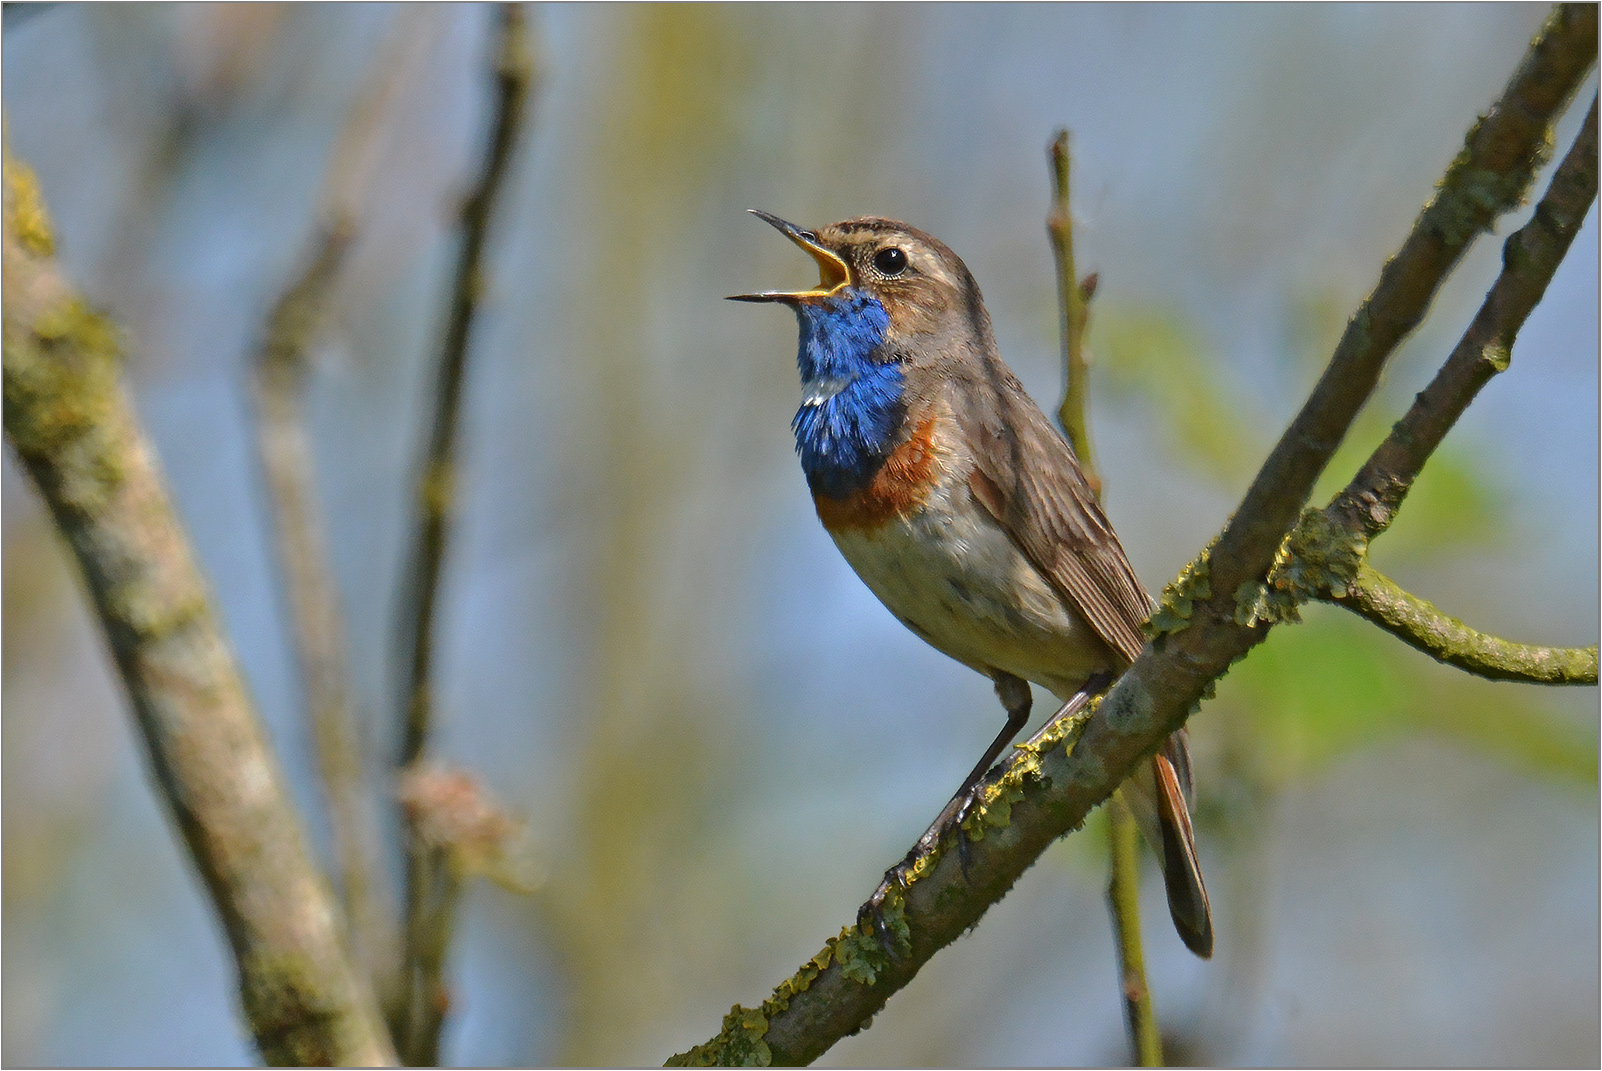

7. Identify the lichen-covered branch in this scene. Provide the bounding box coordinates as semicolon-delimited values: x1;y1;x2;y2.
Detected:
3;159;395;1067
1204;2;1596;610
1335;563;1599;684
394;5;536;1065
1296;96;1599;681
672;12;1596;1065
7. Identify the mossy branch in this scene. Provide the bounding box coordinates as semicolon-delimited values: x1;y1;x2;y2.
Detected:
1337;563;1598;684
394;5;536;1065
1202;3;1596;609
3;158;395;1067
1292;96;1598;680
673;11;1596;1065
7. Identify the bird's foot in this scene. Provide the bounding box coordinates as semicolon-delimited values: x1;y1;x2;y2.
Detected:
857;785;982;953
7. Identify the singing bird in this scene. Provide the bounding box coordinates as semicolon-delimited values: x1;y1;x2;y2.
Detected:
732;211;1212;957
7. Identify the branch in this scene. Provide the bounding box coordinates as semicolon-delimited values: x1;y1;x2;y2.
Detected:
394;5;536;1064
394;1;534;771
1204;3;1596;609
1107;799;1163;1067
251;12;431;1009
255;222;391;987
672;10;1596;1065
1047;129;1098;491
1330;95;1600;541
1335;562;1599;684
1286;96;1600;681
1047;126;1159;1063
3;158;395;1067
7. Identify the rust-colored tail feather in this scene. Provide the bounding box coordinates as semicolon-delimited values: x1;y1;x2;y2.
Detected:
1151;750;1213;959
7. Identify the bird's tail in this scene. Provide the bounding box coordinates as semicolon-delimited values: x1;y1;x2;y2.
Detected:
1119;728;1214;959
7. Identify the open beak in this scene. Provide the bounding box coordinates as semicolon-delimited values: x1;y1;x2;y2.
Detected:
729;210;852;303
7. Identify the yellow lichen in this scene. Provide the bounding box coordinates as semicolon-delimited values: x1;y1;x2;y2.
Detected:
4;157;55;258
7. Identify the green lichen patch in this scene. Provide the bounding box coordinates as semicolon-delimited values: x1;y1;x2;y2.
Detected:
834;898;905;982
1148;545;1213;638
1040;697;1098;753
4;296;130;516
961;778;1024;842
1427;102;1553;246
668;1004;771;1067
1236;507;1368;627
1276;507;1366;600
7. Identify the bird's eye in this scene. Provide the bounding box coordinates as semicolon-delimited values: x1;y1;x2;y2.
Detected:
873;247;908;276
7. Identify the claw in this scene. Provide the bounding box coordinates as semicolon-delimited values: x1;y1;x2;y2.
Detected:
858;773;994;956
859;854;914;953
950;790;978;883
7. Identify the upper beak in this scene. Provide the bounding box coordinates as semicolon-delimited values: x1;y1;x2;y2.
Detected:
728;209;852;303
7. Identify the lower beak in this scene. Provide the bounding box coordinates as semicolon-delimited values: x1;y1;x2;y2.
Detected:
729;210;852;303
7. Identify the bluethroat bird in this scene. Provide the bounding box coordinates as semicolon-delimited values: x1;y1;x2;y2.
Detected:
732;211;1213;958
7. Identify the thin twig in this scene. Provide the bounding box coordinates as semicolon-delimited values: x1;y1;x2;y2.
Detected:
3;157;396;1067
1107;799;1163;1066
252;11;432;1007
1335;563;1599;683
1047;129;1098;492
394;5;535;1064
1047;126;1160;1063
671;12;1596;1065
395;3;534;771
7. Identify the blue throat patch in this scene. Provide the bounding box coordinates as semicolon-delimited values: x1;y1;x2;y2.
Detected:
788;289;903;499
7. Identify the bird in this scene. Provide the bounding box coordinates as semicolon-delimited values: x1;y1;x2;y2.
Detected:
731;210;1213;958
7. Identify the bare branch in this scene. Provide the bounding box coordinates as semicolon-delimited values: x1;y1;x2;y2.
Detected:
395;2;535;770
1331;96;1599;541
1047;129;1098;492
251;11;433;1011
1107;798;1163;1067
672;11;1597;1064
3;157;395;1067
393;5;537;1064
398;763;523;1061
1048;126;1159;1063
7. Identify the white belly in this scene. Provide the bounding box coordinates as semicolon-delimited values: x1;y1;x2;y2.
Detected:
827;461;1113;700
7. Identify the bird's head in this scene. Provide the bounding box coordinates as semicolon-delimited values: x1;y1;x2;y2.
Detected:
730;211;990;349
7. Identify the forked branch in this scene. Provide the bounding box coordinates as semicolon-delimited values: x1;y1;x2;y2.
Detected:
671;8;1596;1065
3;156;395;1068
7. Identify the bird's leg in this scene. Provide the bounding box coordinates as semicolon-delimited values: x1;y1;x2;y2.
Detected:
945;673;1033;876
1017;670;1112;752
858;674;1032;948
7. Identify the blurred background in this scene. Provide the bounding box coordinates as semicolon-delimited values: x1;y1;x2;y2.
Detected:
3;4;1596;1065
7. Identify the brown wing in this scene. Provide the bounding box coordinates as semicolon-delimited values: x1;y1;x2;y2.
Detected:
956;363;1153;665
